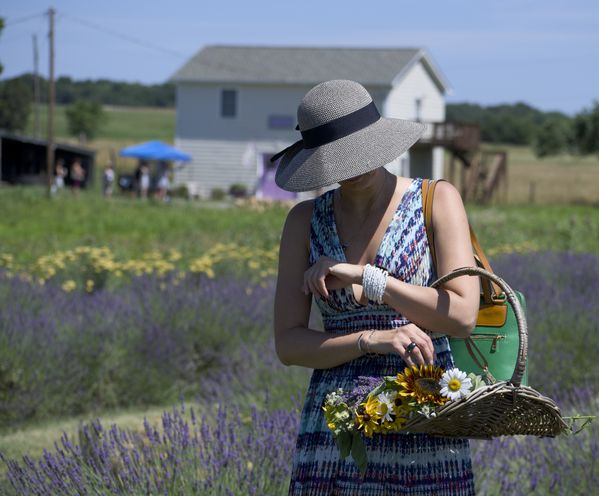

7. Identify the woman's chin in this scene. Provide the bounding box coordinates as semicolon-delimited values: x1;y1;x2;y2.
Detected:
339;169;378;187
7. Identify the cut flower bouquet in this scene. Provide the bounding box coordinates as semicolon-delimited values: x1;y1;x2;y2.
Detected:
324;364;494;474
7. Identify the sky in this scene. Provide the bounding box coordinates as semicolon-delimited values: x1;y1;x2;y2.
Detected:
1;0;598;115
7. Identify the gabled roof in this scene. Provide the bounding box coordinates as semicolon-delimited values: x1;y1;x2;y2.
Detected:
170;45;449;92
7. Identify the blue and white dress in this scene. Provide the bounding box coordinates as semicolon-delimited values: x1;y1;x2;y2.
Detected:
288;177;475;496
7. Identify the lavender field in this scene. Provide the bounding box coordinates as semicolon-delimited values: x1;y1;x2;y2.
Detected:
0;251;597;495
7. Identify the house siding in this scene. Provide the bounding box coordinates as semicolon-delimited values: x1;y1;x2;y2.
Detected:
382;61;446;179
383;61;445;122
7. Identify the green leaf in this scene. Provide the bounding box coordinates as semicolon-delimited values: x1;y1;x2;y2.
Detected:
467;372;486;391
351;431;368;476
335;432;352;459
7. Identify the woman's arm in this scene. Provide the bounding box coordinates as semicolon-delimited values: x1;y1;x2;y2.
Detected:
273;200;370;369
325;182;480;338
378;181;479;337
275;199;441;369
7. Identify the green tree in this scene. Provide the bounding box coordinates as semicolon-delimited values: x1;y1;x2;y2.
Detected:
533;119;572;158
572;102;599;155
65;100;107;142
0;18;33;132
0;78;32;132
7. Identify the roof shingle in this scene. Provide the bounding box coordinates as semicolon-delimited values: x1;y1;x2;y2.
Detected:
170;45;427;86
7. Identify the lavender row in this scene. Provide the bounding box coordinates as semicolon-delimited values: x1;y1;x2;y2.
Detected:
0;272;278;428
0;400;299;495
0;251;597;494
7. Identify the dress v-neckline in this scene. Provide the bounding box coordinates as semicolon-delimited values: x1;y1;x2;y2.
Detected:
328;177;418;267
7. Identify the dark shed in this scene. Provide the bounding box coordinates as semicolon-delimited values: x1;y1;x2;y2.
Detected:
0;132;95;187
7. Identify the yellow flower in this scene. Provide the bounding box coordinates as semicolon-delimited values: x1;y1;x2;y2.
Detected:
395;364;448;406
85;280;94;293
62;280;76;292
355;395;381;437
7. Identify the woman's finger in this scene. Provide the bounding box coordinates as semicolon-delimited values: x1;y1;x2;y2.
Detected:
317;273;329;299
405;324;435;365
412;337;433;365
307;277;320;299
406;343;426;366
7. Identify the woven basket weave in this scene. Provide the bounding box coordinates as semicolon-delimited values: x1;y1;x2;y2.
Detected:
402;266;569;439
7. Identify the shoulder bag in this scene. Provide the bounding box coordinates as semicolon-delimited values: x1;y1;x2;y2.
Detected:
421;179;529;385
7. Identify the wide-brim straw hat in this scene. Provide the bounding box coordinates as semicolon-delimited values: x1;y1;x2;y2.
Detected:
272;79;427;192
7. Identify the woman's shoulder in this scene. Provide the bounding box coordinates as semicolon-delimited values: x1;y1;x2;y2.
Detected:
285;198;315;228
432;180;464;211
284;188;334;225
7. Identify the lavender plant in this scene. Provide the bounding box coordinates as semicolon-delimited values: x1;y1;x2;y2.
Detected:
0;270;277;427
0;251;597;495
0;400;298;495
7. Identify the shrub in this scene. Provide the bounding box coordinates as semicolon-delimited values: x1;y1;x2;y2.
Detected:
228;183;248;198
170;184;189;199
210;187;226;201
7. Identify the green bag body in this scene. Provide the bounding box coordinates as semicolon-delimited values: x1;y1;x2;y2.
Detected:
448;290;528;386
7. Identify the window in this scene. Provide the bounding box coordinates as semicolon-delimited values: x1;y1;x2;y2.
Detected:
268;115;294;130
221;89;237;117
415;98;422;122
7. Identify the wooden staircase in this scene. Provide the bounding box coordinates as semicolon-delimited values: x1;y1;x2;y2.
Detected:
422;121;508;204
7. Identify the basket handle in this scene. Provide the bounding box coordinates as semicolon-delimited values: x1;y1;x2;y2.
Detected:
430;266;528;387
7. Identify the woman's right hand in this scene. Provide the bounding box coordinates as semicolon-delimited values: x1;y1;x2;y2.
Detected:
366;323;436;366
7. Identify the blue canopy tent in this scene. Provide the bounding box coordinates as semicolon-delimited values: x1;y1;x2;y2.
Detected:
117;141;191;194
119;141;191;161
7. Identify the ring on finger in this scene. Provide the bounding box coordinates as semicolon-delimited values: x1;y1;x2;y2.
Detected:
405;341;418;354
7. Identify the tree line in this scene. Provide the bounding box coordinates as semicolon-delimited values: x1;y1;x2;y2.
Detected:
447;101;599;158
0;71;597;157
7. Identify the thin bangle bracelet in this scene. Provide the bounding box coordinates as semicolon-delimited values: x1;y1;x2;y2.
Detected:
357;332;366;353
364;330;376;354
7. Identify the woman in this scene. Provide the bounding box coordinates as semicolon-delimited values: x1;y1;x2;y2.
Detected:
273;80;480;495
70;158;86;196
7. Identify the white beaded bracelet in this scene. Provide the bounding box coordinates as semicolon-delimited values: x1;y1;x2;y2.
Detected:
362;264;388;304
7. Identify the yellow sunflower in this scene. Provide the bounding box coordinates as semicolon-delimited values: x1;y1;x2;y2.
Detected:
355;395;381;437
395;364;448;406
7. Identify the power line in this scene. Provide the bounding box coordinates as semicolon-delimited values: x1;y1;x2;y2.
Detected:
4;13;45;27
59;13;188;59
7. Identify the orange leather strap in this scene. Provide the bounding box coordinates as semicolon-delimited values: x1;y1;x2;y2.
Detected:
422;179;505;305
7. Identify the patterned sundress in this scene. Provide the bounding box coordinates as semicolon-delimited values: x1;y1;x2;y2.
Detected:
288;177;475;496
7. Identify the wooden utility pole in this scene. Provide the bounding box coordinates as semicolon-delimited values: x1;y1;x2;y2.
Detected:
32;34;41;138
46;7;56;197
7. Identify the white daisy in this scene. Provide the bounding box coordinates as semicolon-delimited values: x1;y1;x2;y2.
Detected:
376;391;397;423
440;368;472;401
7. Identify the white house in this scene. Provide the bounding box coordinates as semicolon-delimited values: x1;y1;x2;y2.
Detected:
170;45;451;200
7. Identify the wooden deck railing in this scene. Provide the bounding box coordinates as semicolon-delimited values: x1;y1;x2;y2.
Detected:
418;121;480;152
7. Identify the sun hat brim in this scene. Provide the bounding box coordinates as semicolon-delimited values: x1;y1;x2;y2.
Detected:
275;117;427;192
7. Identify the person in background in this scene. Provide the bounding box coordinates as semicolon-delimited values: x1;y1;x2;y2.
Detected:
139;162;151;199
70;158;86;197
103;163;115;197
51;158;67;195
156;160;170;202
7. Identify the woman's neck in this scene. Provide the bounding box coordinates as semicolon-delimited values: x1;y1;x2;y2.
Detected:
337;168;394;214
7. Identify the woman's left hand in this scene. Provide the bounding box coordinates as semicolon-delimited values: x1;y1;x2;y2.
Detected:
302;256;363;299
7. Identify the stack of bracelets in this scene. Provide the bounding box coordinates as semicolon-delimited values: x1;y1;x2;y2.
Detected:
362;263;388;304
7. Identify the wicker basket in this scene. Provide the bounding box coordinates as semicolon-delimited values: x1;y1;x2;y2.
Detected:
401;266;569;439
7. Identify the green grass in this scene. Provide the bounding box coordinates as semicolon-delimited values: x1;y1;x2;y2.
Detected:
25;104;175;143
0;186;287;266
0;186;598;271
0;400;187;463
